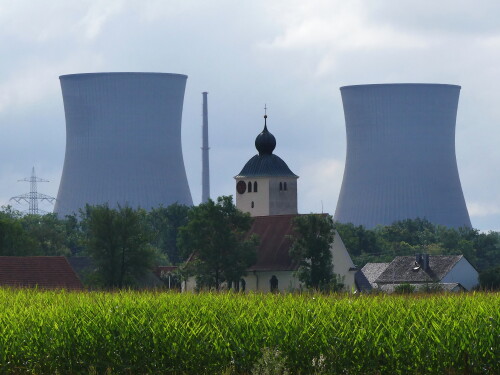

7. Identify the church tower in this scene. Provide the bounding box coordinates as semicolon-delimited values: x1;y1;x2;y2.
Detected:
235;114;298;216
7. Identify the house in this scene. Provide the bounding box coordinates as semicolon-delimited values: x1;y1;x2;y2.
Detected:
182;115;358;292
0;256;83;290
182;214;358;292
361;254;479;291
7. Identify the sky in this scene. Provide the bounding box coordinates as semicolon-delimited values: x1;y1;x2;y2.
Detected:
1;0;499;231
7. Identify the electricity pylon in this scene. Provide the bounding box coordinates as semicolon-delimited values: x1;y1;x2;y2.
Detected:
10;167;56;215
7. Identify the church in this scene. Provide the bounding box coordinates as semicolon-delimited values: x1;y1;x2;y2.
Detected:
183;114;358;292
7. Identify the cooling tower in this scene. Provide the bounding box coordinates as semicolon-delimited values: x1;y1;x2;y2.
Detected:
54;72;193;217
334;83;471;229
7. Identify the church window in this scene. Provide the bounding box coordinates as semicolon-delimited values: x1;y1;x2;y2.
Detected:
284;182;287;191
248;181;252;192
254;181;258;192
279;182;283;191
270;275;278;293
251;201;254;208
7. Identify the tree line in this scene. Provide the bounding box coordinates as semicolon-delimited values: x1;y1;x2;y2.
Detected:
335;218;500;288
1;201;499;289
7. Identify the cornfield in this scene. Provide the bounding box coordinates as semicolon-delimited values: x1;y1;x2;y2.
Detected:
0;289;498;374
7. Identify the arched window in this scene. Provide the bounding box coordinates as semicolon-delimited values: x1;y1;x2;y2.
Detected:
270;275;278;293
279;182;283;191
284;182;287;191
251;201;254;208
254;181;258;192
248;181;252;192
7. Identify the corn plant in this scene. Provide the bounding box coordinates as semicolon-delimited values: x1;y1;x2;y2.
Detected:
0;289;498;374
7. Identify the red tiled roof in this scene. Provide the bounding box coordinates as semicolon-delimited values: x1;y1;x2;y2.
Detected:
0;256;84;290
247;214;300;271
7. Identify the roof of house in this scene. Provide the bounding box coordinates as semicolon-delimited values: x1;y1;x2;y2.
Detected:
361;263;390;287
379;282;465;293
247;214;300;271
0;256;84;290
375;255;463;284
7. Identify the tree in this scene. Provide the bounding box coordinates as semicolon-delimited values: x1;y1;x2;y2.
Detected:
0;206;34;255
289;214;336;291
81;204;162;288
177;196;258;290
19;213;71;256
148;203;190;264
479;266;500;290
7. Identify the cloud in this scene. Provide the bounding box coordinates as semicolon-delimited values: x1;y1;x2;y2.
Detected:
298;158;344;215
467;202;500;217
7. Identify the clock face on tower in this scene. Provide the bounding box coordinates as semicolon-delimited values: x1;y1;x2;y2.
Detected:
236;181;246;194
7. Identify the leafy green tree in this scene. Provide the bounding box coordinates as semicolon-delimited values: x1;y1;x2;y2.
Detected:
0;206;34;255
148;203;190;264
289;214;336;291
479;266;500;290
81;204;162;288
19;214;71;256
177;196;258;290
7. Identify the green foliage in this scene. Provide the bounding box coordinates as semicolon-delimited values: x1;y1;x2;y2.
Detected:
394;283;416;294
289;214;336;291
19;214;72;256
0;207;34;255
251;347;290;375
0;207;80;256
148;203;190;265
178;196;258;290
479;266;500;290
335;218;500;272
81;204;162;288
0;290;498;375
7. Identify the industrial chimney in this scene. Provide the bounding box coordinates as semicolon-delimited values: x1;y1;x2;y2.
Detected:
334;83;471;229
201;92;210;203
54;72;193;217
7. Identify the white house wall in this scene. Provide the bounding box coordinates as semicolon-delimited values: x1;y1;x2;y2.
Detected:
331;231;357;291
441;257;479;290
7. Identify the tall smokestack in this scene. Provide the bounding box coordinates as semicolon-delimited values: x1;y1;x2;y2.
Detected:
202;92;210;203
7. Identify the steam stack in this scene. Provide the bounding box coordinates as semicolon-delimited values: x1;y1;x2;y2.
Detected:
334;83;471;229
202;92;210;203
54;72;193;217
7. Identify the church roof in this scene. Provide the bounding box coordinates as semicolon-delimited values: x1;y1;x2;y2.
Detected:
235;116;298;178
247;214;300;271
236;154;298;178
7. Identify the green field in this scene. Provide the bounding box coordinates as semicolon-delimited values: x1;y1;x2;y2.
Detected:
0;289;498;374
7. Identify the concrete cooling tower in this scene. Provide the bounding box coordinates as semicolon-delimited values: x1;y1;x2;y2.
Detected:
54;72;193;217
334;83;471;229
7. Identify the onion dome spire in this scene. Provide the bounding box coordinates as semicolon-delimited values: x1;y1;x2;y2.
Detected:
255;112;276;155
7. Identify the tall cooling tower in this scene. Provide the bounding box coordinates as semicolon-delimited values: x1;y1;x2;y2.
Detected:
334;83;471;229
54;72;193;217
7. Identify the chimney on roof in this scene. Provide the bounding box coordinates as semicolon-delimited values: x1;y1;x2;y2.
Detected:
415;253;430;271
422;254;430;271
